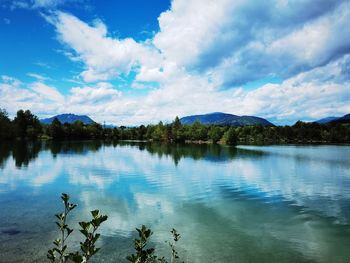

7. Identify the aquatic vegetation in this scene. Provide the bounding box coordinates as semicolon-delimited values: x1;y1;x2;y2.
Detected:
48;194;184;263
47;193;108;263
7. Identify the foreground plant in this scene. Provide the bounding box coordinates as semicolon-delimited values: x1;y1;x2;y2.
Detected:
127;225;184;263
168;228;181;263
126;225;156;263
47;193;108;263
47;193;184;263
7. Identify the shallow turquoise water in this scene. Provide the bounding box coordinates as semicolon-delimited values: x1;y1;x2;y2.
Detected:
0;141;350;262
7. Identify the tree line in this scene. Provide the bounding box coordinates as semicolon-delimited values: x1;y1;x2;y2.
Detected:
1;108;350;145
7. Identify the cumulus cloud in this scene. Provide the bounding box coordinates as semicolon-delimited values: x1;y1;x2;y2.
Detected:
121;56;350;125
2;0;350;124
0;76;59;115
0;77;125;121
152;0;350;86
30;82;64;102
45;1;350;86
1;53;350;125
68;82;121;104
46;12;163;83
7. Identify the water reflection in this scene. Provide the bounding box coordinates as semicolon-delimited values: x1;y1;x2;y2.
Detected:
143;142;266;165
0;142;11;168
0;141;267;168
0;141;350;262
0;141;42;168
47;140;103;157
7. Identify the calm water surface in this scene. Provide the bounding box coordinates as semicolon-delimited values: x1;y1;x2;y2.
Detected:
0;141;350;262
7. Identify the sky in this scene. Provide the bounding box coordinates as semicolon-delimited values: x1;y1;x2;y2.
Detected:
0;0;350;126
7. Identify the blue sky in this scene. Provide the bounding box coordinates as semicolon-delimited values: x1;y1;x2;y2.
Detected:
1;0;350;125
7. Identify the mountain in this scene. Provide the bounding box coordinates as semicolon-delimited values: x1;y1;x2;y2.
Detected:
180;112;274;126
315;113;350;124
41;114;95;125
332;113;350;124
315;116;339;124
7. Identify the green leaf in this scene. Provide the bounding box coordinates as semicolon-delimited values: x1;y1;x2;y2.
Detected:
62;245;67;252
53;239;61;246
91;209;100;219
68;203;77;211
55;213;64;220
100;215;108;223
61;193;69;203
80;229;89;237
66;227;74;236
55;222;63;229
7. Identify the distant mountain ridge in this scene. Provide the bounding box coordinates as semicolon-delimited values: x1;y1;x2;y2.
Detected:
333;114;350;123
315;113;350;124
40;114;95;124
180;112;274;126
315;116;339;124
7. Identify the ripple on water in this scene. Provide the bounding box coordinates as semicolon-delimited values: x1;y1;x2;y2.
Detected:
1;142;350;262
1;229;21;235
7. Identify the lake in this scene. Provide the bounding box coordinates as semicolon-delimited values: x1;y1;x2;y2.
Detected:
0;141;350;262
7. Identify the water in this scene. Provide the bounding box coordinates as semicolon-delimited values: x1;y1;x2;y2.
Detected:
0;141;350;262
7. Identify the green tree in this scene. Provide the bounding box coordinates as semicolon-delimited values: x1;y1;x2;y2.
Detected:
13;109;41;139
171;116;185;142
152;121;167;141
223;127;237;145
138;125;147;140
0;109;13;140
208;126;223;143
49;118;64;139
189;121;208;141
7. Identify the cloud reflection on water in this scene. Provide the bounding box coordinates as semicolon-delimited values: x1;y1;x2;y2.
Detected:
0;141;350;262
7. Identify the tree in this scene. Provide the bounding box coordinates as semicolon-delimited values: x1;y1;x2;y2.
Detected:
71;121;86;138
13;110;26;138
0;109;13;140
13;109;42;139
88;122;103;138
152;121;167;141
189;121;207;141
49;118;64;139
208;126;223;143
223;127;237;146
137;125;147;140
171;116;184;142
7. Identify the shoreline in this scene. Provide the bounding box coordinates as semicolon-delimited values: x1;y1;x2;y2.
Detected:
1;138;350;147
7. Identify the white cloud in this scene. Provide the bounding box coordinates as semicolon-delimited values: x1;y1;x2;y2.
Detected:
32;0;63;8
9;0;66;10
154;0;236;67
46;1;350;85
68;82;121;104
2;57;350;125
0;77;59;115
0;78;122;119
27;73;49;81
187;0;350;87
2;0;350;125
47;12;162;83
30;82;64;102
10;1;30;9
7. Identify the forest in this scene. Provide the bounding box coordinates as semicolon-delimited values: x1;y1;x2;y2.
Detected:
1;108;350;145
